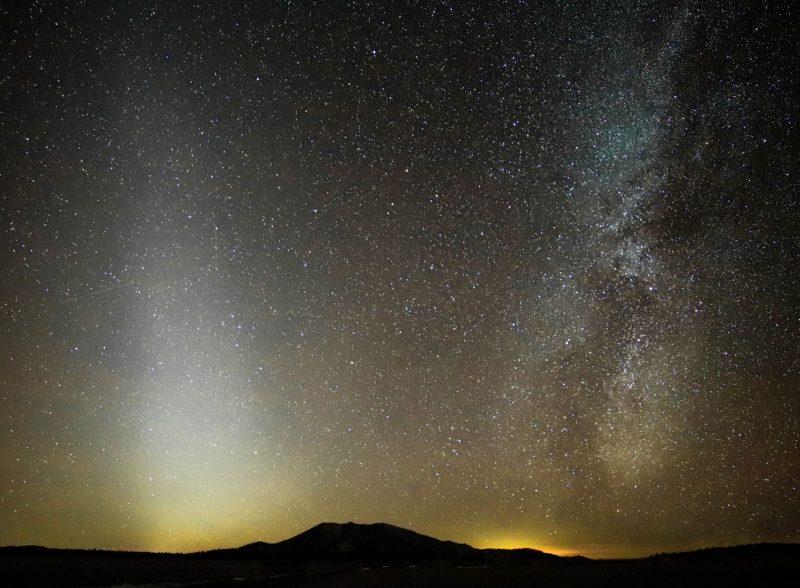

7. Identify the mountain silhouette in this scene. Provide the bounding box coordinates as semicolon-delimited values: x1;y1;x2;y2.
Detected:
2;528;798;587
235;521;482;562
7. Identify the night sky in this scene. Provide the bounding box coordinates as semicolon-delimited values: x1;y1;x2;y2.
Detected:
1;1;798;559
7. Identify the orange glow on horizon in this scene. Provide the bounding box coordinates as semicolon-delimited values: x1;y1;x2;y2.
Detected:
469;533;666;559
470;533;577;557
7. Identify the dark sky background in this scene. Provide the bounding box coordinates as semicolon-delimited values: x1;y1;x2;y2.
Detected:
1;1;798;558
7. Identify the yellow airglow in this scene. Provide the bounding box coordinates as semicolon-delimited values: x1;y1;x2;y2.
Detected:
471;532;577;556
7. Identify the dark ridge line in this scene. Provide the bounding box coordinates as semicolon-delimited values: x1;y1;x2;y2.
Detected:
1;522;798;562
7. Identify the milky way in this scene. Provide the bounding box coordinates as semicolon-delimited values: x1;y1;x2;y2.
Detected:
1;1;798;557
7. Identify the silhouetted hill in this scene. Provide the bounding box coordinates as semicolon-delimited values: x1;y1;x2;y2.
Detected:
0;545;178;559
231;539;271;557
481;547;579;563
646;542;800;561
241;521;480;562
230;522;570;564
2;533;799;587
189;522;561;564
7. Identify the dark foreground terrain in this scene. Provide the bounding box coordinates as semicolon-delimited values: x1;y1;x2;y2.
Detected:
1;523;797;587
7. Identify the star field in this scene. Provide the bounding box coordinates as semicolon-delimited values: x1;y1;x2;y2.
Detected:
1;1;798;558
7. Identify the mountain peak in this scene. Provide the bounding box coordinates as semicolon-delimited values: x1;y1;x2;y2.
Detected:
232;522;560;564
243;521;476;562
